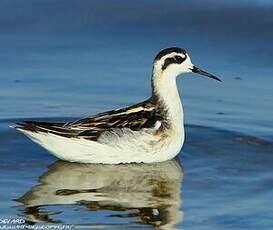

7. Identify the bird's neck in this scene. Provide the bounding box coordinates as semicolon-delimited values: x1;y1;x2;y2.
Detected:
151;68;183;126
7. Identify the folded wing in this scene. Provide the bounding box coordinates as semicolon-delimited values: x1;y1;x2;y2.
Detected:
16;99;163;141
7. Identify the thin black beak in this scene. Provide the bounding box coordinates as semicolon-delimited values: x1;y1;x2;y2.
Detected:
191;66;222;82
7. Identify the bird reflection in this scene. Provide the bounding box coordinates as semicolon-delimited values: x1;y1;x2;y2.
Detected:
17;158;183;229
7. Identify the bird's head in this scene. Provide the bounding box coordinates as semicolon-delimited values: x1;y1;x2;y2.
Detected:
153;47;221;82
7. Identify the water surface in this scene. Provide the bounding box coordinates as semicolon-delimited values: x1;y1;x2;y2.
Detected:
0;0;273;229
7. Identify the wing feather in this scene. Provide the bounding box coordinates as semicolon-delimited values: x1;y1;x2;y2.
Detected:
16;99;163;141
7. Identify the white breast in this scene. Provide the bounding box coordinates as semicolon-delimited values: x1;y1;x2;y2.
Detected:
19;117;184;164
18;67;185;164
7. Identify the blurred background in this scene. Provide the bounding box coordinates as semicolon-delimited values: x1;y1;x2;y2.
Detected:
0;1;273;229
0;0;272;138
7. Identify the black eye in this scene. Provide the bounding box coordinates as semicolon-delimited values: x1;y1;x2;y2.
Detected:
174;55;185;63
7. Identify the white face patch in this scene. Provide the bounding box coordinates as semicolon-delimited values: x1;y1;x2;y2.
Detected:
180;54;185;59
153;52;193;77
156;52;184;66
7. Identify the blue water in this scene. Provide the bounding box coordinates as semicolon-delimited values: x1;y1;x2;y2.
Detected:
0;0;273;229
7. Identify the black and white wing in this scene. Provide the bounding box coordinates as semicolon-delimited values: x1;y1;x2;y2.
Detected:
16;99;165;141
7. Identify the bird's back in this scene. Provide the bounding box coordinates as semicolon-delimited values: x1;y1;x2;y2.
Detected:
15;97;182;163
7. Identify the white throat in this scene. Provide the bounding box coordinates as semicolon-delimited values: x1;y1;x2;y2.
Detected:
152;66;183;127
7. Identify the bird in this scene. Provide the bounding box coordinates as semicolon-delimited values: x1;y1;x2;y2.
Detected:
15;47;221;164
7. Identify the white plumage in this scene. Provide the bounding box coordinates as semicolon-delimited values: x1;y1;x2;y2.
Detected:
16;47;221;164
19;119;184;164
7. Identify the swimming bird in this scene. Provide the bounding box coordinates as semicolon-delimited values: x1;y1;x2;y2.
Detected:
15;47;221;164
